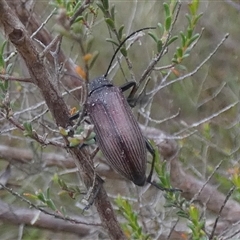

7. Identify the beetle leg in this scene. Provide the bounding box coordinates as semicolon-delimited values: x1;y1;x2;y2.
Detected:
145;139;182;192
120;81;138;107
145;138;156;184
120;81;136;92
82;174;104;212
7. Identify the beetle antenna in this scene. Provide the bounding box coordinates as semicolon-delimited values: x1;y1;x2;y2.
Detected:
104;26;156;78
148;180;182;192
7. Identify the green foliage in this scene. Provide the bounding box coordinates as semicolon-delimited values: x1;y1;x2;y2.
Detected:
53;174;84;200
53;0;99;73
53;0;83;19
97;0;129;55
148;1;178;53
172;0;202;64
25;189;58;212
151;143;207;239
0;41;8;109
115;195;150;240
60;123;96;147
23;122;34;137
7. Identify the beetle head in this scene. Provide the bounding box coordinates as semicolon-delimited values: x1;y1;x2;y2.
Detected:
88;76;112;95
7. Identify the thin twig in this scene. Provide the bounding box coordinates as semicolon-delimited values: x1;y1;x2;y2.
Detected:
175;100;238;136
161;34;229;90
40;34;62;58
138;108;180;125
139;2;181;86
209;186;236;240
31;8;57;39
190;160;224;203
0;74;32;83
0;183;101;226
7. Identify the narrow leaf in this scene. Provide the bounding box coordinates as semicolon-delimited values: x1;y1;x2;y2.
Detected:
106;38;119;46
188;33;200;46
163;2;170;17
167;35;178;46
118;25;124;39
102;0;109;10
105;18;115;30
110;5;115;20
165;16;172;31
148;32;158;43
157;40;163;53
120;47;127;57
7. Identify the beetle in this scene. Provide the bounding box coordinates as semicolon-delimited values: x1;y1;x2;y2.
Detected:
71;28;175;190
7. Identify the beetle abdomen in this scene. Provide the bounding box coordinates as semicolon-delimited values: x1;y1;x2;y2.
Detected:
87;85;147;186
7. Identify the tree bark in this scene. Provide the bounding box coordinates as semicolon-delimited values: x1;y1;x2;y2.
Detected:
0;1;125;239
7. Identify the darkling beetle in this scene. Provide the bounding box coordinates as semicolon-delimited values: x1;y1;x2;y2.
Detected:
71;28;177;191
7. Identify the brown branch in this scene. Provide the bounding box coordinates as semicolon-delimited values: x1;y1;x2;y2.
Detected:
0;1;125;239
0;74;32;83
0;199;101;237
3;123;240;232
0;144;124;180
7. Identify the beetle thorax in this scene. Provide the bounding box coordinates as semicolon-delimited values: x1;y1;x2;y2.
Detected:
88;76;113;95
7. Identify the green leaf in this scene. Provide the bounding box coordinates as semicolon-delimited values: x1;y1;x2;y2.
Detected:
157;22;163;34
0;83;6;95
177;47;183;58
105;18;115;30
180;31;186;46
96;2;106;15
46;199;57;211
72;1;82;14
120;47;127;57
4;79;9;90
102;0;109;10
118;25;124;40
172;57;179;64
148;32;158;43
58;178;68;190
106;38;119;46
46;187;51;200
0;41;7;67
37;191;46;203
185;14;191;26
167;35;178;46
74;15;84;23
188;0;199;16
6;63;13;74
188;33;200;46
157;40;163;53
163;2;170;17
68;136;82;147
85;139;96;145
193;13;203;25
23;122;33;137
59;126;69;136
89;51;99;69
86;36;94;53
177;210;189;218
189;205;199;221
182;53;190;59
187;28;193;39
165;16;172;31
110;5;115;20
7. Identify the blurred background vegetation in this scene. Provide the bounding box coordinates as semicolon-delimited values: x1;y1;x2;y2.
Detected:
1;0;240;239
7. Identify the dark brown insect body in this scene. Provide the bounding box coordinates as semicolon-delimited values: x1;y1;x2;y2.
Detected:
87;77;147;186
